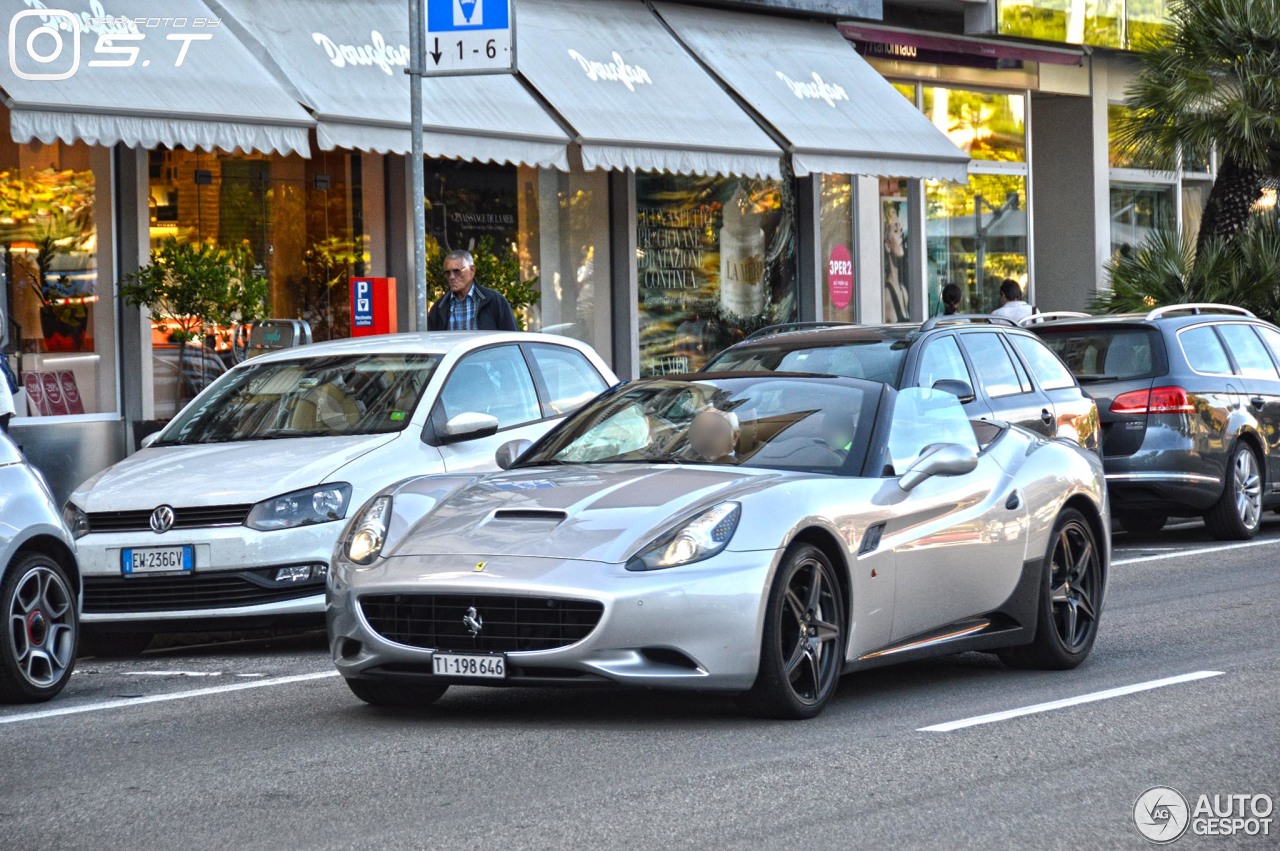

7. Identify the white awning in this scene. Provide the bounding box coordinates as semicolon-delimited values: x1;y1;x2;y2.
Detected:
654;3;970;182
207;0;570;169
0;0;311;156
516;0;784;179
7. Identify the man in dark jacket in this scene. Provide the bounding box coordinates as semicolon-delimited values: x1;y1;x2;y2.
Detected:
426;249;519;331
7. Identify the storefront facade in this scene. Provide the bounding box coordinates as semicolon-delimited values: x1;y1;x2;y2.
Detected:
3;0;980;500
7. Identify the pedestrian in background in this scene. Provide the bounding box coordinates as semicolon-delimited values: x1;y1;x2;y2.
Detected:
992;279;1034;322
941;283;963;315
427;249;518;332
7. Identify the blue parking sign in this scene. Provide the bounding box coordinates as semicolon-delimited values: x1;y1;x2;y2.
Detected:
353;279;373;328
427;0;510;33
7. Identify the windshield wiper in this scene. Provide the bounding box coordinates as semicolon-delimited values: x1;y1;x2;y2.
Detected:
1075;374;1124;383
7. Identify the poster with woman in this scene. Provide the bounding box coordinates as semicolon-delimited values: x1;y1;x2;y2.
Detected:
881;196;909;322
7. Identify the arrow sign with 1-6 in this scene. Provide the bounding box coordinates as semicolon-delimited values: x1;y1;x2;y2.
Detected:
424;0;515;76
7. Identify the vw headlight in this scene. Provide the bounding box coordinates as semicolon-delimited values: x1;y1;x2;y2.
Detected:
245;483;352;531
62;502;89;539
346;495;393;565
627;502;740;571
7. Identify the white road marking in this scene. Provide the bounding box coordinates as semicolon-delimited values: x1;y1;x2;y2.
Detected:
1113;537;1280;566
123;670;222;677
0;670;339;726
918;671;1224;732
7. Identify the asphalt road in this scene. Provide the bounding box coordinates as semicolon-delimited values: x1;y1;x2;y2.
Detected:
2;520;1277;849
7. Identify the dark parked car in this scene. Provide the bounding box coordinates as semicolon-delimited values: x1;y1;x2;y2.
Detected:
702;316;1100;452
1026;303;1280;540
1;433;80;702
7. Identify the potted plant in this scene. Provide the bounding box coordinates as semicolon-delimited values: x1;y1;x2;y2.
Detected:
120;237;269;409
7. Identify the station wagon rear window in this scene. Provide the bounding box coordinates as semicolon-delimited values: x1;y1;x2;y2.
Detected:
703;340;908;386
1035;327;1160;382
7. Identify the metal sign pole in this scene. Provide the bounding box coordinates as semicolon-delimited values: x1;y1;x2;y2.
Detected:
408;0;428;330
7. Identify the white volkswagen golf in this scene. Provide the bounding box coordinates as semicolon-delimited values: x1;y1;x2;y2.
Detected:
62;332;616;654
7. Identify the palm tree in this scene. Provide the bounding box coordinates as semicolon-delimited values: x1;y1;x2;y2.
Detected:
1113;0;1280;253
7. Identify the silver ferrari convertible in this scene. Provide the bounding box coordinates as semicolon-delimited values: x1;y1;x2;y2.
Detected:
327;374;1109;719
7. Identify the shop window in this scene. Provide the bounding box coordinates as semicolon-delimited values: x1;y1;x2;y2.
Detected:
922;87;1025;164
1;127;116;418
997;1;1165;49
820;174;855;322
926;174;1028;316
1110;183;1174;259
527;168;612;358
635;174;797;376
149;148;363;340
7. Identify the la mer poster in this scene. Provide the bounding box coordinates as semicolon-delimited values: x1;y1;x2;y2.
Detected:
635;174;796;377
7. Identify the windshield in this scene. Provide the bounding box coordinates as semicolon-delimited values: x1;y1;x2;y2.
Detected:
703;339;908;386
1034;327;1160;381
520;377;877;475
156;353;442;445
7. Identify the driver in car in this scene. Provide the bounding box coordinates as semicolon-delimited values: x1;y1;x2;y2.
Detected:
686;407;740;464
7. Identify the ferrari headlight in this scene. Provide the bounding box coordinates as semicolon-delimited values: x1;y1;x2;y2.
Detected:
245;483;352;531
627;502;740;571
62;502;89;539
346;495;393;566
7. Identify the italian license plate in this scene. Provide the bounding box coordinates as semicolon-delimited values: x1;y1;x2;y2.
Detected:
432;652;506;679
120;545;194;575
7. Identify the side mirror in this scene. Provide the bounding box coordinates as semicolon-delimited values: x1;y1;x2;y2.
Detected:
441;412;500;444
898;443;978;492
932;379;976;404
495;439;534;470
140;432;161;449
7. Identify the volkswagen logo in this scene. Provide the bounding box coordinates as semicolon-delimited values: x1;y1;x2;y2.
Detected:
463;606;483;638
149;505;176;534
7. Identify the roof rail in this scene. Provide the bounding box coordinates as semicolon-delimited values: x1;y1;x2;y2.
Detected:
919;313;1018;332
1018;311;1092;326
1144;303;1256;321
742;321;855;342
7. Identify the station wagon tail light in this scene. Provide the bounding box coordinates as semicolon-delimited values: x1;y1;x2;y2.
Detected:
1109;386;1195;415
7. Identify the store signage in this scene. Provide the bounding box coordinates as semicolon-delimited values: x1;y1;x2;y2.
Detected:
567;49;652;91
311;30;409;74
828;244;853;310
424;0;514;76
775;71;848;108
350;278;397;337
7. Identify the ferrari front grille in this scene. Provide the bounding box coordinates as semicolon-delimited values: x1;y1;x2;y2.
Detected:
359;593;604;653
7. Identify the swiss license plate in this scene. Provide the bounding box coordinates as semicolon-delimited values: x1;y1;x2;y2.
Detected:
432;652;506;679
120;545;194;575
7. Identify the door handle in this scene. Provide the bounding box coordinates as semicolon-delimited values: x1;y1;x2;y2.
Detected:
1040;408;1055;426
1250;397;1266;409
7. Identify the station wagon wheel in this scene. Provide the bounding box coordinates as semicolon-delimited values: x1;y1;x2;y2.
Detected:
739;543;845;720
1203;442;1262;541
1000;508;1102;671
0;554;78;703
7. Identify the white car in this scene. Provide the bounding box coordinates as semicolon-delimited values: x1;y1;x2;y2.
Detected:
62;332;617;654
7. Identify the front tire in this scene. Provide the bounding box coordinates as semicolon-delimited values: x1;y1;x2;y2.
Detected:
0;553;78;703
345;677;448;708
1203;442;1262;541
1000;509;1102;670
739;544;845;720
